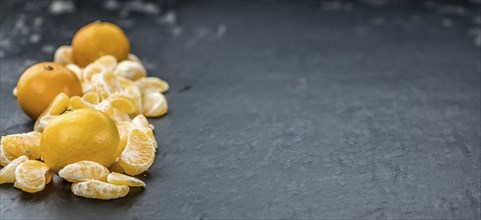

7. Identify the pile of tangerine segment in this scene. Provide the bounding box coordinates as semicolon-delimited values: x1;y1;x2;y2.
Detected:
0;21;168;200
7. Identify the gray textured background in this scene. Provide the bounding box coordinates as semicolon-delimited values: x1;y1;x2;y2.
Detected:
1;0;480;219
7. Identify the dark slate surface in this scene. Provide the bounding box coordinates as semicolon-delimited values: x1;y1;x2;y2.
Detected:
1;0;480;219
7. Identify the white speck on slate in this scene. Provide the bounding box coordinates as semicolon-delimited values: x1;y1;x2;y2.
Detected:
215;24;228;39
361;0;387;8
296;77;308;90
470;28;481;47
23;59;36;67
104;0;120;10
0;39;12;48
49;0;76;15
33;17;43;27
441;18;453;28
119;19;135;28
142;59;155;69
42;45;55;54
121;0;160;17
474;34;481;47
321;1;343;11
157;11;177;25
29;34;41;43
14;16;29;35
186;28;209;47
170;25;183;37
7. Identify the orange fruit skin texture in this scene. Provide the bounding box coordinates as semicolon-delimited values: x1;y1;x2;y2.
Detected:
41;108;120;173
16;62;82;120
72;21;130;67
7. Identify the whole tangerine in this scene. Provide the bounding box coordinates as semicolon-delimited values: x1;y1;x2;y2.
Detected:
72;21;130;67
16;62;82;120
41;108;120;173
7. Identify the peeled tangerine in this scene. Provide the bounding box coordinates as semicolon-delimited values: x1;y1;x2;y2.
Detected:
0;156;28;184
107;172;145;187
119;129;155;176
0;131;41;160
41;108;120;173
59;161;109;182
14;160;50;193
72;179;129;200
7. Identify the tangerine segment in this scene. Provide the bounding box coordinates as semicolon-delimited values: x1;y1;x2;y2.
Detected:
66;64;82;81
131;115;151;130
117;76;135;89
93;71;122;99
94;55;118;72
124;85;142;114
82;91;100;104
1;131;42;160
119;129;155;176
34;93;70;132
0;156;28;184
82;63;103;82
114;60;146;81
14;160;50;193
54;45;74;66
111;108;131;123
82;81;94;94
0;144;16;167
34;115;58;133
71;179;129;200
117;120;157;150
46;93;70;116
135;77;169;95
109;94;137;114
132;115;157;148
117;121;134;151
142;92;168;118
58;161;110;182
70;96;95;110
127;53;142;64
107;172;145;187
45;171;53;184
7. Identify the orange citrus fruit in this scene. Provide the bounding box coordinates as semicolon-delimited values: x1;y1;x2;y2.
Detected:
72;21;130;67
16;62;82;119
41;108;120;173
